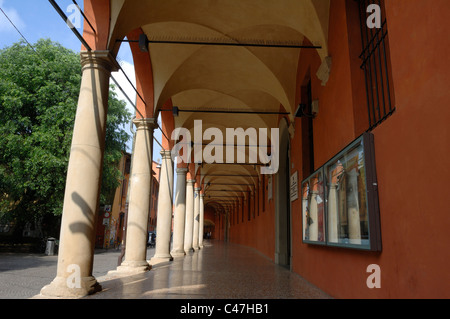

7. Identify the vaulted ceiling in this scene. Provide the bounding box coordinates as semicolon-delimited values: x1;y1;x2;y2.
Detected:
106;0;330;209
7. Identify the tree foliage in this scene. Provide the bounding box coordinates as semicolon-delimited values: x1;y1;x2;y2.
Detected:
0;39;131;229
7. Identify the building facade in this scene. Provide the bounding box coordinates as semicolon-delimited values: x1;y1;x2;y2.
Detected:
41;0;450;299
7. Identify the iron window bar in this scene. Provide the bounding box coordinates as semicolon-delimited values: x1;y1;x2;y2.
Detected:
357;0;395;130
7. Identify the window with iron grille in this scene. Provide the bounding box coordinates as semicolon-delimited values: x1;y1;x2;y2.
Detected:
358;0;395;130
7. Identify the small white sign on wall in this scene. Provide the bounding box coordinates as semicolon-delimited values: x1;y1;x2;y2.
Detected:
290;171;299;202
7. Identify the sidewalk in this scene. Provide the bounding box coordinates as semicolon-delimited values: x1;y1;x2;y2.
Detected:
86;241;330;299
0;246;152;299
1;241;330;299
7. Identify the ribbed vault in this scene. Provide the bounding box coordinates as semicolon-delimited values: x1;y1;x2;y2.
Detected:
107;0;330;210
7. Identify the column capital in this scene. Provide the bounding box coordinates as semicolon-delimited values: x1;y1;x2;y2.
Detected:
176;167;188;174
80;50;120;73
200;194;205;198
186;179;196;185
194;187;201;192
160;149;172;159
133;118;157;131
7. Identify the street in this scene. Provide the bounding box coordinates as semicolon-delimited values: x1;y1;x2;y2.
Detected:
0;247;155;299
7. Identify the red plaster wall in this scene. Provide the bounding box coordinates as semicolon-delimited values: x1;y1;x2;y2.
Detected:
160;99;175;150
127;29;155;119
86;0;450;298
289;0;367;298
204;206;216;239
370;0;450;298
230;0;450;299
290;0;450;298
82;0;110;51
229;176;276;261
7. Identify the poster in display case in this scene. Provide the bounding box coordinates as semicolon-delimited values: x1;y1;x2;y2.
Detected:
301;133;381;251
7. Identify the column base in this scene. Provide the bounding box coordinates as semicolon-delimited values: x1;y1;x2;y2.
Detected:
151;253;173;262
114;260;151;275
170;249;186;258
40;276;102;298
149;255;173;267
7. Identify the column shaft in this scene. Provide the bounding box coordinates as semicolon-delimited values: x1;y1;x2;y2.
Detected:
153;150;174;260
41;51;119;298
198;194;205;248
327;184;339;243
192;187;201;250
119;118;156;272
184;180;195;253
309;190;319;241
171;168;188;257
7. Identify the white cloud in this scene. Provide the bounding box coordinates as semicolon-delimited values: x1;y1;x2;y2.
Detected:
110;60;137;153
111;60;137;115
0;0;26;33
109;59;163;160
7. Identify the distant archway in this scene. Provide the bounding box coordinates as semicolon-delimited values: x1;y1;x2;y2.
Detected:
203;219;215;239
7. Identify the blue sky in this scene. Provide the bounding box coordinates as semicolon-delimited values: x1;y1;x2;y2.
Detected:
0;0;163;161
1;0;86;53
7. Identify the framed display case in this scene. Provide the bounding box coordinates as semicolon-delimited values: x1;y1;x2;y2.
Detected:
301;132;381;251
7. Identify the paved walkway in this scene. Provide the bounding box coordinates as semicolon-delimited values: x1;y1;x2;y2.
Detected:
0;246;138;299
1;241;330;299
86;241;330;299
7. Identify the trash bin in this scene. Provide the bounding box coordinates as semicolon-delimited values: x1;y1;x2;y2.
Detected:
45;238;56;256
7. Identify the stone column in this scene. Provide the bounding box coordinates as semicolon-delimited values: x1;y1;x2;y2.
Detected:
309;189;319;241
117;118;156;274
302;185;308;241
171;167;188;257
327;183;339;243
192;187;201;250
198;194;205;249
152;150;174;261
40;51;119;298
347;169;361;244
184;180;195;253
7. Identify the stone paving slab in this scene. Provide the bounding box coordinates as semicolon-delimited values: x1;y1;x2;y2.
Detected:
86;241;331;299
1;242;330;300
0;247;149;299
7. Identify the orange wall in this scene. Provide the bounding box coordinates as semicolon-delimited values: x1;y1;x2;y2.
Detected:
229;0;450;298
229;175;276;261
290;0;369;298
86;0;450;298
293;0;450;298
127;29;155;119
83;0;110;51
204;206;216;239
370;0;450;298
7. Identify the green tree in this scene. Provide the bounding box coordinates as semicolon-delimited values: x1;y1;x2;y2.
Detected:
0;39;131;236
